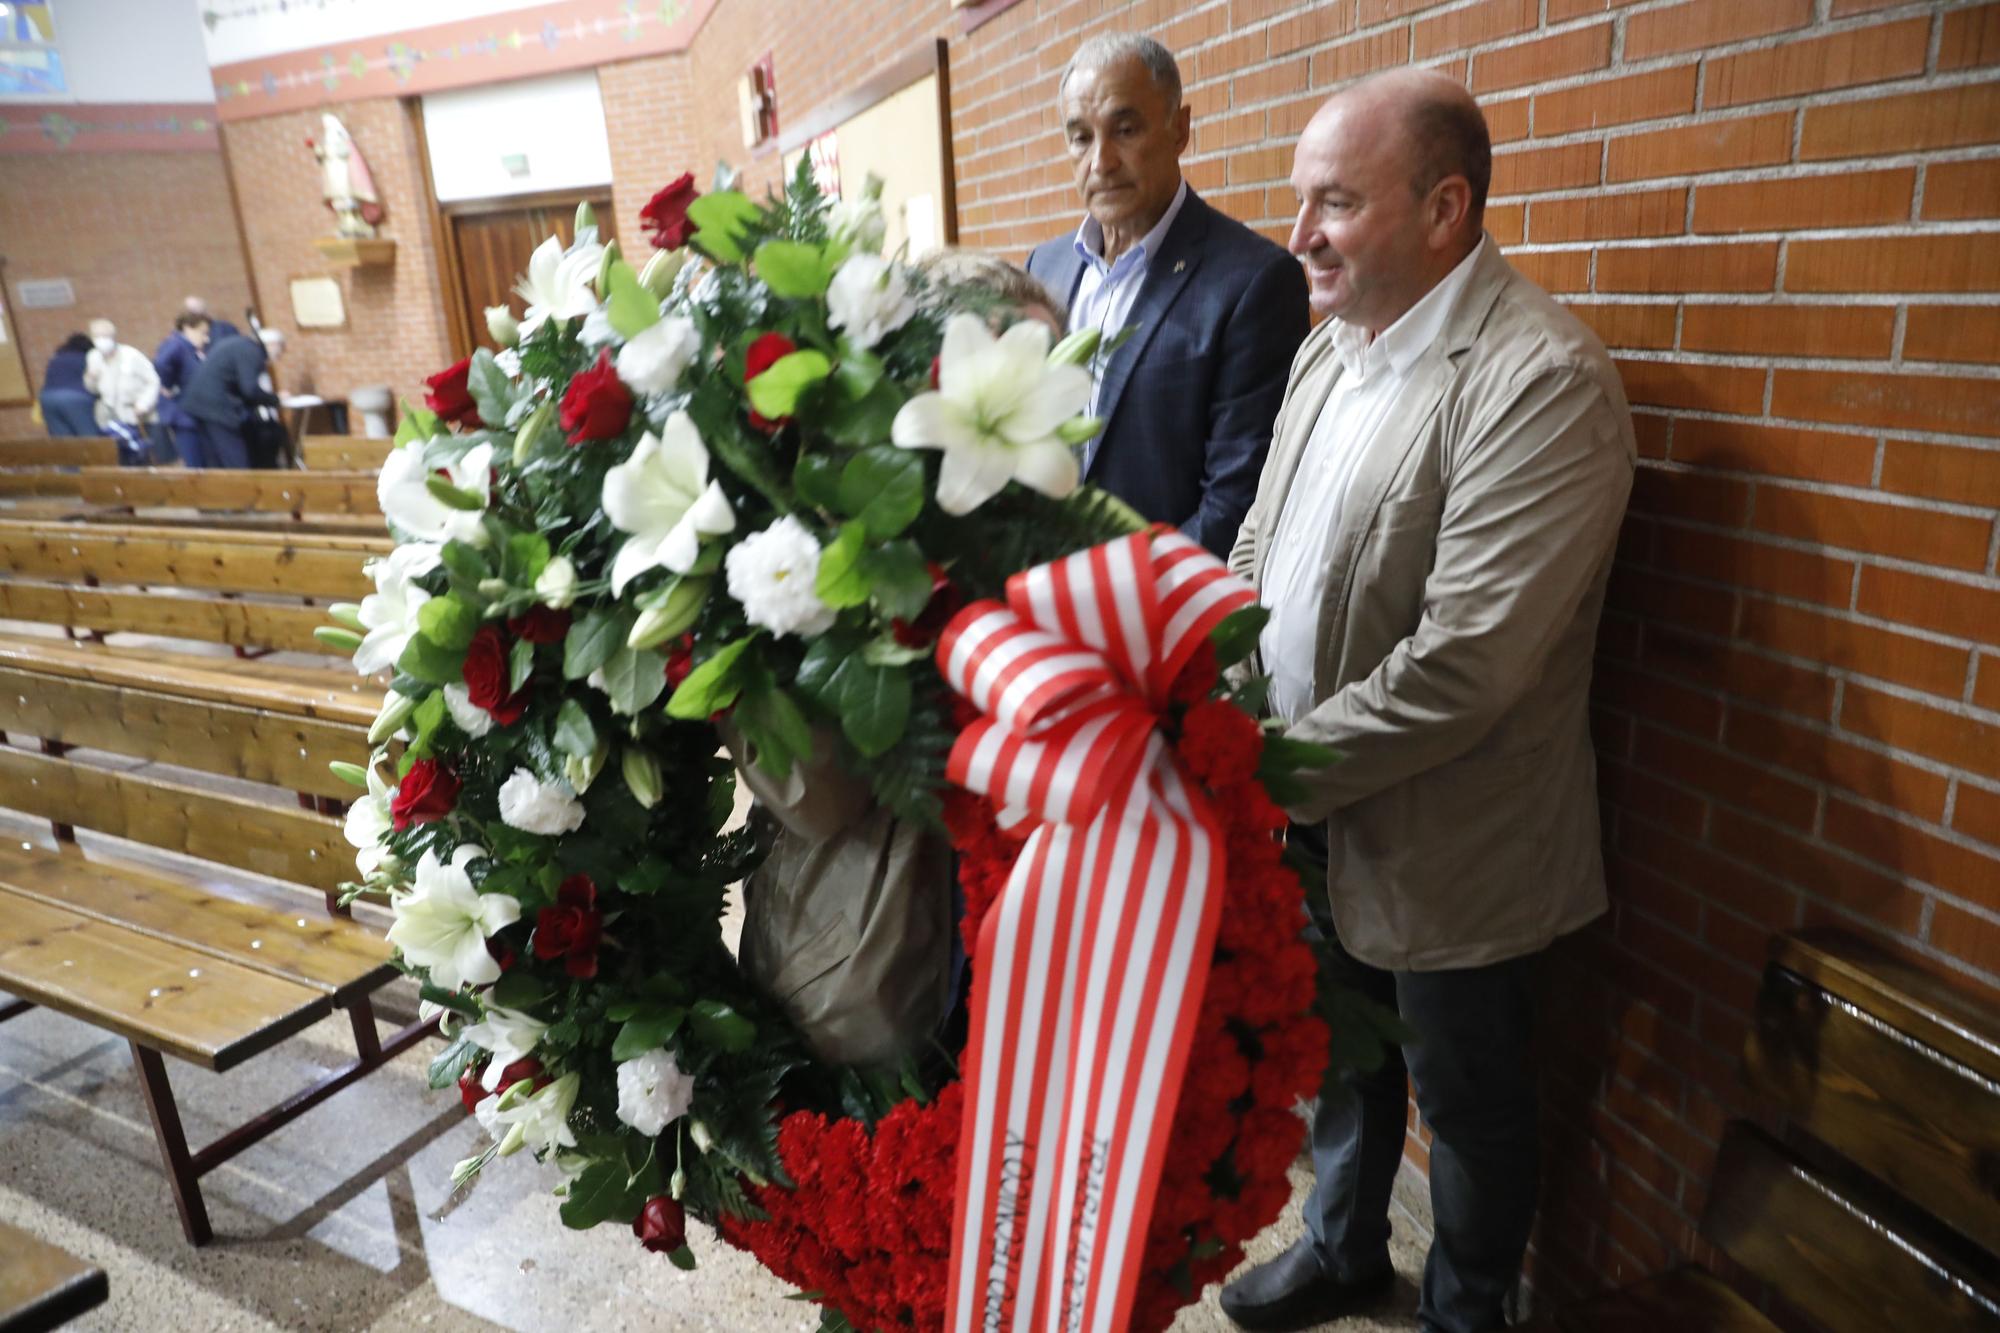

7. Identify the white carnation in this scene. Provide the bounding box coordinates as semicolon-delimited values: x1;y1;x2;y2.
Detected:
493;347;523;380
614;1047;696;1137
442;683;494;738
496;768;586;836
724;516;838;639
827;255;915;350
615;315;701;395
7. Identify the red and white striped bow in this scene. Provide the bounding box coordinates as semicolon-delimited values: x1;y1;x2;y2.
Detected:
939;528;1256;1333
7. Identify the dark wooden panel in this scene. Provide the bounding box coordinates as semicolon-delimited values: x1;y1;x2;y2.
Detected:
1773;930;2000;1085
1747;962;2000;1257
1702;1122;2000;1333
1542;1266;1779;1333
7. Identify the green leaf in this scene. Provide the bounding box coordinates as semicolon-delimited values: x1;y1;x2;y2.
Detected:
736;684;814;779
553;698;597;759
687;191;761;263
837;446;924;540
398;632;466;686
690;999;756;1053
834;659;909;757
409;689;448;754
1260;734;1340;771
665;636;755;719
862;540;933;621
833;342;885;400
821;379;904;447
466;348;517;428
393;401;440;448
417;595;479;652
599;645;669;716
793;452;843;510
612;1005;688;1061
861;635;930;667
418;982;481;1018
604;258;662;337
668;1246;697;1271
427;1033;482;1089
504;531;551;587
489;972;550;1011
508;636;535;693
1210;605;1270;670
753;239;831;298
440;539;490;588
563;608;626;681
813;520;870;610
560;1160;632;1230
745;349;832;420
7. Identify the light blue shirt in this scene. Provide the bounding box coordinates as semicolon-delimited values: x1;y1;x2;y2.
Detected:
1067;179;1189;426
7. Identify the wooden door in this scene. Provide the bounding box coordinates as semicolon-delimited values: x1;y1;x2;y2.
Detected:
441;191;616;358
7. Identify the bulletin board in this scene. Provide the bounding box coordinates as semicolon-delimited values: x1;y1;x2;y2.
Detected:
779;41;955;260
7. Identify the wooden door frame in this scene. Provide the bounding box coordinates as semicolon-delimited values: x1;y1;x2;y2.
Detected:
408;98;615;362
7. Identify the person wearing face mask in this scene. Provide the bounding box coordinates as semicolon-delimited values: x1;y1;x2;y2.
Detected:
82;318;161;466
1023;33;1307;558
155;311;212;467
1220;72;1635;1333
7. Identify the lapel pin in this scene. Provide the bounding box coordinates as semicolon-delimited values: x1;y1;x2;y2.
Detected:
1173;260;1186;273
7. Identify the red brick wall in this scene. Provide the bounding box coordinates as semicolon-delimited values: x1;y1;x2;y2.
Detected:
0;150;253;437
220;99;454;418
599;54;701;253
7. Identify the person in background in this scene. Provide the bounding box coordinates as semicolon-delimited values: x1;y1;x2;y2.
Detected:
154;311;211;466
181;325;280;469
83;318;161;466
38;333;98;436
917;249;1067;335
1023;33;1308;557
182;295;241;345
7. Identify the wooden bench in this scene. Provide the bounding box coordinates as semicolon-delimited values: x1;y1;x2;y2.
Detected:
0;1220;107;1331
0;439;116;501
1528;928;2000;1332
0;518;421;1246
75;468;383;526
300;435;393;470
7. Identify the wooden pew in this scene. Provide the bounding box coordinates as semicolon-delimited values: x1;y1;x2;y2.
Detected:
1527;929;2000;1332
0;518;385;720
75;468;382;525
0;1220;107;1331
301;435;393;470
0;438;116;503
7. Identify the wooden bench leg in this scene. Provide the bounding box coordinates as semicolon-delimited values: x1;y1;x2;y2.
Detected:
129;1042;213;1246
40;740;75;843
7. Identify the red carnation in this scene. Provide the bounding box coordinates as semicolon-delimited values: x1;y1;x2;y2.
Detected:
640;172;699;251
390;758;459;829
507;605;572;644
423;357;483;429
743;331;795;432
634;1195;688;1254
560;350;634;445
461;624;528;725
533;874;602;979
1178;697;1264;789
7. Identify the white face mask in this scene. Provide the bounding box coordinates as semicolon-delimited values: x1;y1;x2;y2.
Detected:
92;336;115;354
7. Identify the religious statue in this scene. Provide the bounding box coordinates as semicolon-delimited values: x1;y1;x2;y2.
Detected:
307;112;384;239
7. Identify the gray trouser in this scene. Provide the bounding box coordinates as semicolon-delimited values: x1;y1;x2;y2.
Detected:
1293;821;1542;1333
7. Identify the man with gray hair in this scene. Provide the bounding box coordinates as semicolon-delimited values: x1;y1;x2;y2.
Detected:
1025;33;1307;557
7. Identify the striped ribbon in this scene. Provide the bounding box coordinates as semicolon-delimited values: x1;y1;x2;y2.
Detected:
939;528;1257;1333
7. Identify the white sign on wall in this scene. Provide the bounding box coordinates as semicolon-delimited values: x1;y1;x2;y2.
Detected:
421;70;612;203
15;278;76;309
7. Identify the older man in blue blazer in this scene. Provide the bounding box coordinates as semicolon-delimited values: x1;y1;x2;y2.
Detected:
1026;33;1309;557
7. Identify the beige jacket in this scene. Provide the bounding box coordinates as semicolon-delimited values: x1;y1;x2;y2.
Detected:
1229;241;1635;972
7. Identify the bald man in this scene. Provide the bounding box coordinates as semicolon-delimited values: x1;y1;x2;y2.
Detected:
1222;72;1635;1333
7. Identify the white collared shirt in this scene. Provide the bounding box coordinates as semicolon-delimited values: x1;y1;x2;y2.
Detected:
1259;238;1489;725
1067;180;1189;420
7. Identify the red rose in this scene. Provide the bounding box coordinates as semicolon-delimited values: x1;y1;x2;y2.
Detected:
390;758;459;829
664;633;695;688
560;350;634;445
634;1195;687;1254
493;1056;543;1096
458;1064;487;1113
507;605;572;644
533;874;602;979
462;624;528;725
743;331;795;432
424;357;483;429
640;172;699;251
486;934;517;974
890;563;963;648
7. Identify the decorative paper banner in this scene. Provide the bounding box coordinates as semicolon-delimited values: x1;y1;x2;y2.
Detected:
207;0;717;123
938;529;1256;1333
0;103;220;154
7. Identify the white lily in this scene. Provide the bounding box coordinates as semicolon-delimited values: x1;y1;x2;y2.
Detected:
353;543;440;675
378;440;494;547
602;412;736;597
385;845;520;993
515;234;604;338
462;1004;550;1090
891;313;1090;514
342;761;397;877
490;1071;579;1158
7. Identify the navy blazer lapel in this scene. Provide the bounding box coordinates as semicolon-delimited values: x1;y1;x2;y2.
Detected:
1085;191;1211;475
1040;242;1088;311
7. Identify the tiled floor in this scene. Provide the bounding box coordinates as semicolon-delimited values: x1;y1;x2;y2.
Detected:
0;979;1429;1333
